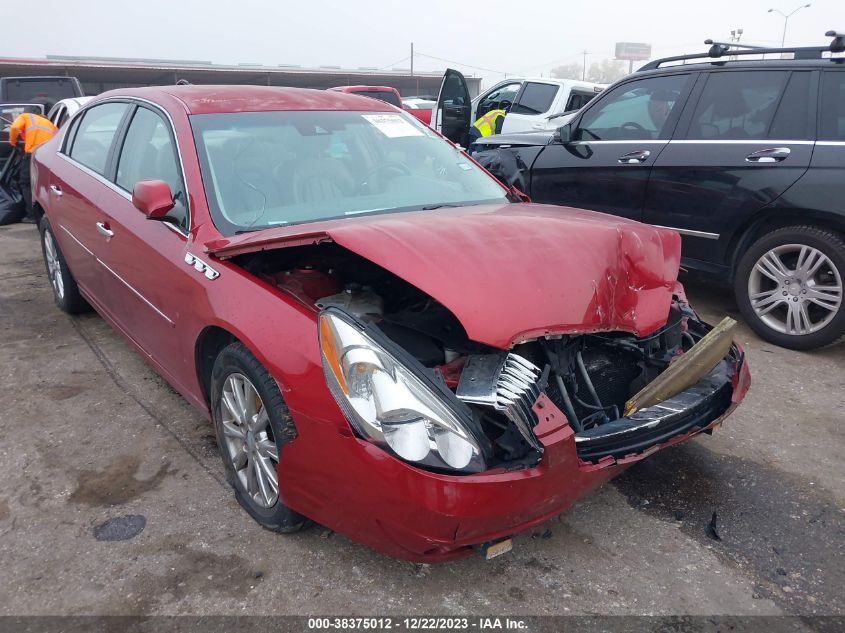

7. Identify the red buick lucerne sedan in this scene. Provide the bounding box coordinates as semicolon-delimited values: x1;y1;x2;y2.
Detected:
31;86;750;562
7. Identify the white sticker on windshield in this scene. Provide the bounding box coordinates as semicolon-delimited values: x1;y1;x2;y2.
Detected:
362;114;424;138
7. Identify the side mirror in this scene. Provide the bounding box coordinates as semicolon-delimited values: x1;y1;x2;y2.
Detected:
132;180;174;219
554;122;573;144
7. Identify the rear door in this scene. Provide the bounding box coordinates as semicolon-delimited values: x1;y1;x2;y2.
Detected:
501;81;559;134
434;69;472;147
642;69;816;269
529;71;695;221
48;101;131;306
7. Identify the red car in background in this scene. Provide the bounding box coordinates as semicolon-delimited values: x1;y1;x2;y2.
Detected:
328;85;432;124
31;85;749;562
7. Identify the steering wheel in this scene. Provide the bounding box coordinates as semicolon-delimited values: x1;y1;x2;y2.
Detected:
361;161;412;193
620;121;647;133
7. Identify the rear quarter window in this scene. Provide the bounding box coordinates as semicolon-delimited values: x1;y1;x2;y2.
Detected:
819;71;845;141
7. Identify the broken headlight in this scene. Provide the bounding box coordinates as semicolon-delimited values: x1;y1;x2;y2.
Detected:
319;309;485;473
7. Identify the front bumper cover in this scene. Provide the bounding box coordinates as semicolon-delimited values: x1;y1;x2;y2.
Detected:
280;344;749;562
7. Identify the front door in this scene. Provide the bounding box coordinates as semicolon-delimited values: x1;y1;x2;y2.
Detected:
642;69;816;269
434;68;472;147
529;72;695;221
92;103;195;384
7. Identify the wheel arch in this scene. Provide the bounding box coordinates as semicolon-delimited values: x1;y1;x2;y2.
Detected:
727;209;845;282
32;201;46;227
195;325;239;407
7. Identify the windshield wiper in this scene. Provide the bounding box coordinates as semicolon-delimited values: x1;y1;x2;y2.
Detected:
421;203;461;210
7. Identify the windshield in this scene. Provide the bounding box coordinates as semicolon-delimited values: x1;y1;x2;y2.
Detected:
1;104;43;133
191;110;508;235
3;79;79;103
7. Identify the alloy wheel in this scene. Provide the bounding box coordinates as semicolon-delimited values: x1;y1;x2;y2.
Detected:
747;243;843;336
43;230;65;300
220;372;279;508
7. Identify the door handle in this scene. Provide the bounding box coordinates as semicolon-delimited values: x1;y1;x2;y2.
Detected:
95;221;114;238
50;185;62;197
745;147;790;163
618;150;651;164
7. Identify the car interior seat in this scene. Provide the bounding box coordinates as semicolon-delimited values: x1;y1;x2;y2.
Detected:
291;134;355;206
705;91;751;138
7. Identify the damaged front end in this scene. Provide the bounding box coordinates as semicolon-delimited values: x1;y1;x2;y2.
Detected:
232;242;748;476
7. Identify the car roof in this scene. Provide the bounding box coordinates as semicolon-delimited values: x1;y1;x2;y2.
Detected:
91;85;398;115
490;76;604;88
329;85;398;93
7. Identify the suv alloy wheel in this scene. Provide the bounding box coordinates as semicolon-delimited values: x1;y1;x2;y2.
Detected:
735;226;845;350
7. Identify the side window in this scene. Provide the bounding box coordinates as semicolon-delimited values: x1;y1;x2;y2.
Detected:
564;90;598;113
511;82;558;116
68;102;128;175
686;71;789;140
769;72;813;140
476;82;521;118
116;107;187;228
819;71;845;141
577;74;690;141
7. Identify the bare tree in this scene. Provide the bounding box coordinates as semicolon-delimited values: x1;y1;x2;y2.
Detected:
550;63;583;80
586;59;628;84
551;59;628;84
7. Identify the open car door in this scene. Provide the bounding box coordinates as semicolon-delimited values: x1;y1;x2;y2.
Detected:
0;103;44;167
434;68;471;148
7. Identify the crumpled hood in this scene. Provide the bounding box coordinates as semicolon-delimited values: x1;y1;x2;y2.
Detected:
206;203;682;349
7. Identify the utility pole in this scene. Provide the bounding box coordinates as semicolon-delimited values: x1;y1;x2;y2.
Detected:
768;4;811;47
582;50;588;81
410;42;414;77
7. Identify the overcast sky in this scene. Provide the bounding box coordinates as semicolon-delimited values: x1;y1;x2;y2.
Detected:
5;0;842;87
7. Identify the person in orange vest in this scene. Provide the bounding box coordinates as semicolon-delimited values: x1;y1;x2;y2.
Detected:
8;112;58;223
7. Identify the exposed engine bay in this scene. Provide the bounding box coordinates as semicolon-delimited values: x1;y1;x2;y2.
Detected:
235;242;737;471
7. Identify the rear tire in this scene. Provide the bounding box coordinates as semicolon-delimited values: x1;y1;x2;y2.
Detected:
735;226;845;350
39;217;88;314
210;342;310;533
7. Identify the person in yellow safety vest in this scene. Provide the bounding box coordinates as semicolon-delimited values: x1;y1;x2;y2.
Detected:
468;108;506;146
8;112;58;223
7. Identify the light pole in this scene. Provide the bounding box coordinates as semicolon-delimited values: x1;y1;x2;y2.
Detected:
768;4;811;48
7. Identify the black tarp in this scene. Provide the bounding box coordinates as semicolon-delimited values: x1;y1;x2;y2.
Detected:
0;150;25;225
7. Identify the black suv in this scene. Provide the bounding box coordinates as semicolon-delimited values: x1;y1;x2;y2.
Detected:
461;33;845;350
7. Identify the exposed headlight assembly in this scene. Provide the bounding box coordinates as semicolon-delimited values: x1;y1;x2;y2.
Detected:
319;308;485;473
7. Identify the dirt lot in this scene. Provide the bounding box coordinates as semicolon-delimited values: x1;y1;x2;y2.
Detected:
0;222;843;618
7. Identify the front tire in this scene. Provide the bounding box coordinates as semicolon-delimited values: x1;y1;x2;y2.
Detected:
39;217;88;314
735;226;845;350
210;342;310;533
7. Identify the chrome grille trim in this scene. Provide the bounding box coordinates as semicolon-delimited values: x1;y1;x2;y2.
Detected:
456;352;544;452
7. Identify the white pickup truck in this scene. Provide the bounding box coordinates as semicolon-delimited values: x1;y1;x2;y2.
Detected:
432;69;605;145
